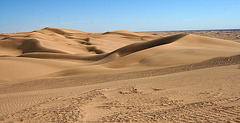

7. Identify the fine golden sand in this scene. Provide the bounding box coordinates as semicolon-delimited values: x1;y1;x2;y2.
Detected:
0;27;239;122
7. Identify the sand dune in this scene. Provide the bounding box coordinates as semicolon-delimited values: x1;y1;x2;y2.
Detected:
1;27;240;81
0;28;239;122
41;33;240;77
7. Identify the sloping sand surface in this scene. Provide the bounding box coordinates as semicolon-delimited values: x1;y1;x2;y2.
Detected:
0;28;239;122
0;65;239;122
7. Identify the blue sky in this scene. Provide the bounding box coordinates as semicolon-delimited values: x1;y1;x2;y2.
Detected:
0;0;239;33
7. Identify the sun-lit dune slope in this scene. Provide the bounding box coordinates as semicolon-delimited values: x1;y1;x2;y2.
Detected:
0;27;159;56
0;27;161;80
43;33;240;78
0;57;82;80
0;27;240;80
99;33;240;68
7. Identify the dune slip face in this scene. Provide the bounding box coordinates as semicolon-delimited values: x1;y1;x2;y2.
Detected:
0;27;240;122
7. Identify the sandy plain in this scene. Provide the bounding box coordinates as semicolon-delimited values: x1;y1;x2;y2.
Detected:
0;27;240;122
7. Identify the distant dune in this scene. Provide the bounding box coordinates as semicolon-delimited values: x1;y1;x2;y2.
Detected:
0;27;239;80
0;28;239;122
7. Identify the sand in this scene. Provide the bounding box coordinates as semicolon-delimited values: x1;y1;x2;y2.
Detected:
0;27;239;122
148;30;240;41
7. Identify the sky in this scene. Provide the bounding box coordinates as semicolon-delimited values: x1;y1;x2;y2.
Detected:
0;0;239;33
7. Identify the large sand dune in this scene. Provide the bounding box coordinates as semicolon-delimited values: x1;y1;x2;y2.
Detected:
0;27;239;122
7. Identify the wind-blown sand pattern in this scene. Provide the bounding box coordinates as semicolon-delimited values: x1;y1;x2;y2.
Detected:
0;27;240;122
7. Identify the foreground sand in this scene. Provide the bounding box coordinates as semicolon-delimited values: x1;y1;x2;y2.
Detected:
0;27;240;122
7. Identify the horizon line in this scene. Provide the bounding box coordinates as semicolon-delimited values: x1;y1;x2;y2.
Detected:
1;28;240;34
